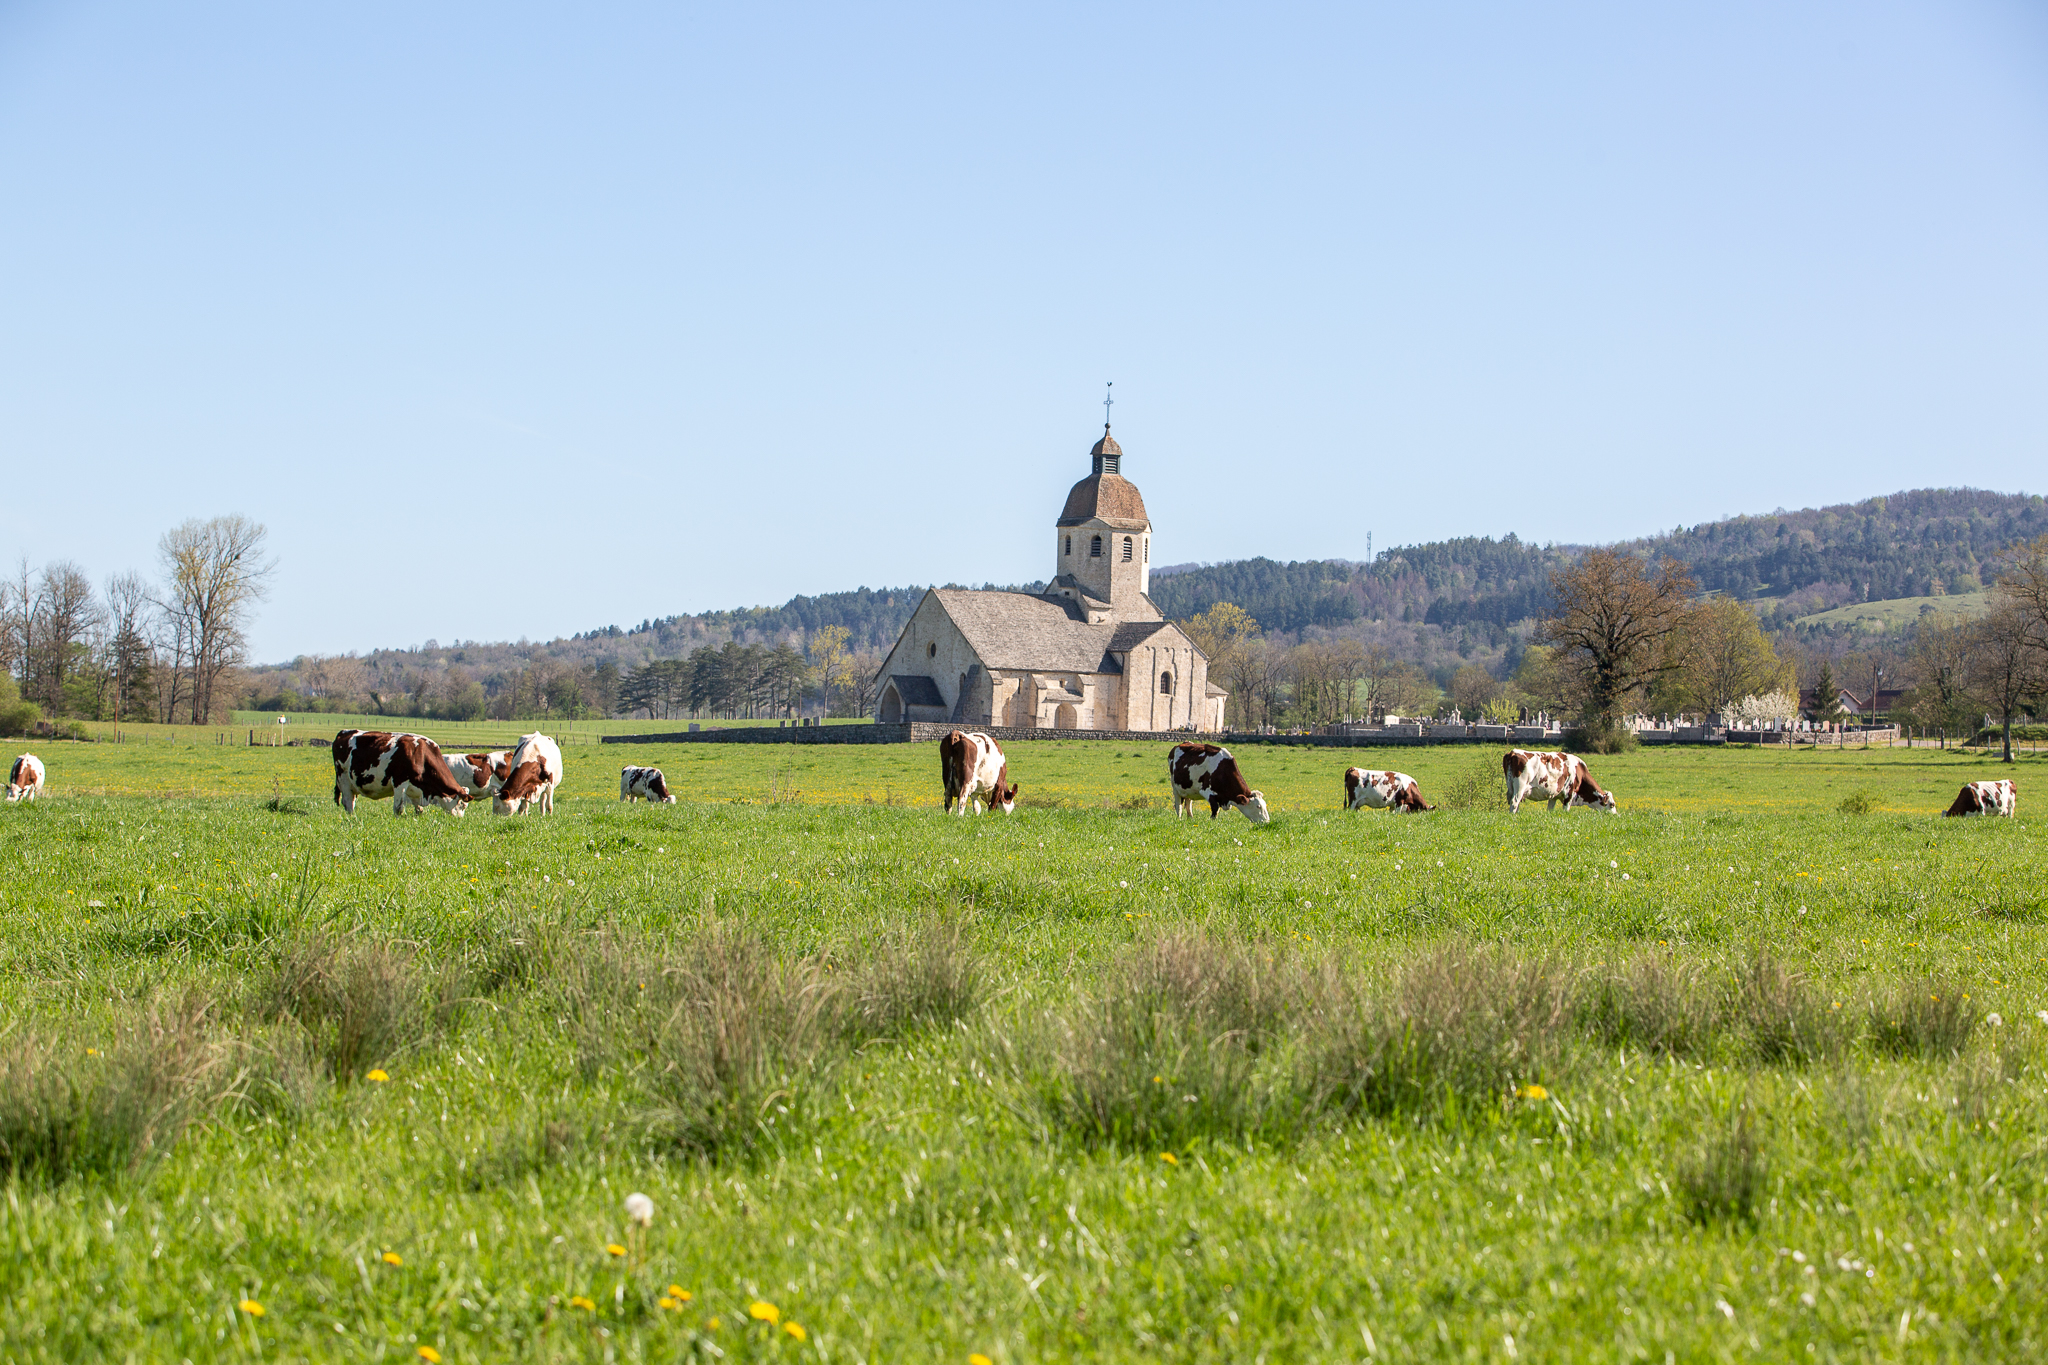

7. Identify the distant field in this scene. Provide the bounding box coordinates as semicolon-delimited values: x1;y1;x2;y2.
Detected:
0;740;2042;1360
1788;589;1989;632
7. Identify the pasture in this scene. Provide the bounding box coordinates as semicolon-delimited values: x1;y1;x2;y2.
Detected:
0;737;2043;1362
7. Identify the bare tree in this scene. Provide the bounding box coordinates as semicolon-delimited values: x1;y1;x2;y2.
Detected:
156;516;275;724
103;571;156;726
0;558;32;686
1539;550;1700;731
26;562;102;713
1969;599;2048;763
848;651;886;718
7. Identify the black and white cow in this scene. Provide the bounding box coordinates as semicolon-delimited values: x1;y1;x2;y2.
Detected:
331;730;470;816
940;730;1018;815
1168;743;1271;823
620;766;676;804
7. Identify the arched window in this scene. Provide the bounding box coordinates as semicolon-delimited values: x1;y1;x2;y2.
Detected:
1160;672;1175;695
927;641;937;659
1121;536;1133;562
1090;535;1102;557
1063;535;1071;557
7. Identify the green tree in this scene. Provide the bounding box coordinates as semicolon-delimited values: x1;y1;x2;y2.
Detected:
1808;659;1844;724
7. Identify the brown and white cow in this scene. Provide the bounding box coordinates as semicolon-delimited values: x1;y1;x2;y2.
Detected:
1169;743;1271;823
940;730;1018;815
493;732;564;816
448;750;512;803
1503;749;1618;814
620;765;676;804
1344;767;1433;813
1943;779;2016;818
331;730;470;816
6;753;45;804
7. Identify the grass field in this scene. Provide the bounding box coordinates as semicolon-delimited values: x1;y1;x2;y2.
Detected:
1786;590;1989;633
0;738;2043;1362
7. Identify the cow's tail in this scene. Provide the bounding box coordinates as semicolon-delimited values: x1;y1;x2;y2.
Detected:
939;730;967;812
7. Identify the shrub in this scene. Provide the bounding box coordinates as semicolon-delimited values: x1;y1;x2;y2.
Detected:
258;933;430;1081
1437;750;1510;812
1729;948;1844;1065
1837;791;1874;815
1563;725;1639;756
1678;1106;1766;1225
0;991;224;1182
1867;978;1975;1060
840;918;982;1044
1579;952;1717;1057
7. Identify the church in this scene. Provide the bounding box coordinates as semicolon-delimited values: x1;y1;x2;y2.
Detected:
875;424;1228;732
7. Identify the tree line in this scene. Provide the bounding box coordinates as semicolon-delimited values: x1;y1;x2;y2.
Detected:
0;516;273;733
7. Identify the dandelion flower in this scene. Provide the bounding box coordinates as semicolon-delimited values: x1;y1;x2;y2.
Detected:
418;1348;442;1363
667;1285;693;1301
365;1069;390;1083
972;1355;994;1365
1518;1084;1550;1101
625;1192;655;1226
606;1244;626;1258
1160;1152;1178;1165
239;1300;265;1317
784;1322;808;1341
382;1251;403;1267
748;1301;781;1325
569;1295;596;1311
707;1317;722;1331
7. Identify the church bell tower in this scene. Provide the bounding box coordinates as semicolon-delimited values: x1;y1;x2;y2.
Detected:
1050;424;1156;618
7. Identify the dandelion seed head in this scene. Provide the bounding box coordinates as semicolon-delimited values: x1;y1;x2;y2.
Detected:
625;1192;655;1226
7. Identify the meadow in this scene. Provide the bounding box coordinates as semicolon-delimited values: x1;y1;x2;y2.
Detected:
0;736;2043;1362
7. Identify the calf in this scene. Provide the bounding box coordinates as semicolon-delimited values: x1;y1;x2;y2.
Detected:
448;750;512;802
1943;779;2017;818
1504;749;1618;814
6;754;45;803
331;730;469;816
620;765;676;804
494;732;564;815
1168;743;1271;823
940;730;1018;815
1344;767;1433;813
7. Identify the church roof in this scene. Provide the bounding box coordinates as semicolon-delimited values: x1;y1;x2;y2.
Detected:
884;674;945;707
1057;471;1149;529
1106;620;1174;652
932;589;1118;674
1058;424;1149;529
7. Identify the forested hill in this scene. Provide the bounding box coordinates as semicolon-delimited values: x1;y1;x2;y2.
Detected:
1148;487;2044;634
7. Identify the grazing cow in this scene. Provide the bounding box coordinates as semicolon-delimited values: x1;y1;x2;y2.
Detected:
1943;779;2017;818
331;730;470;816
1168;743;1271;823
620;765;676;804
939;730;1018;815
493;732;564;816
6;754;45;804
1503;749;1618;814
448;750;512;802
1343;767;1433;813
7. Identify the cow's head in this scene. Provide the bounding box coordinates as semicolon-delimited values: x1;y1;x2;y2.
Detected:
1578;787;1619;814
1237;790;1271;824
993;781;1019;815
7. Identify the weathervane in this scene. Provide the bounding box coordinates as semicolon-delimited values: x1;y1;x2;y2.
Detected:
1103;381;1114;429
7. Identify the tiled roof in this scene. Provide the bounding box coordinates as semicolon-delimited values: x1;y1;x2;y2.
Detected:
932;589;1129;675
1057;472;1149;529
1106;620;1173;652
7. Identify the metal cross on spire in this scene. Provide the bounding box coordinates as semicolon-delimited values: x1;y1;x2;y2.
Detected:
1103;381;1114;429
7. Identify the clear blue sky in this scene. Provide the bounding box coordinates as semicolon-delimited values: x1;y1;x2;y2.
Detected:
4;2;2045;661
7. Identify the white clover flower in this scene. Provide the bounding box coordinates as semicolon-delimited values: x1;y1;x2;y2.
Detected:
625;1192;655;1227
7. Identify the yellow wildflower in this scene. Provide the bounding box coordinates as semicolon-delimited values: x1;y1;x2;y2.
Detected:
366;1069;390;1083
749;1300;781;1325
418;1349;442;1363
1519;1084;1550;1101
971;1356;994;1365
784;1322;808;1341
668;1286;692;1301
658;1296;678;1310
1159;1152;1178;1165
569;1295;596;1312
239;1300;265;1317
606;1243;626;1257
707;1317;722;1330
382;1251;403;1267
